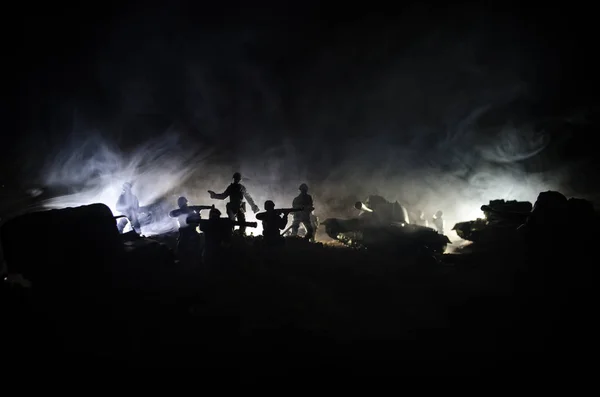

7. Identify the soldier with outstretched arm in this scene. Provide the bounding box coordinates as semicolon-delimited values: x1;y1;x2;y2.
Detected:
208;172;259;235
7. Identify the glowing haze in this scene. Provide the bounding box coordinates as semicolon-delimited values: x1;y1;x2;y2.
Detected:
38;131;309;237
40;133;211;235
36;108;562;242
25;7;577;242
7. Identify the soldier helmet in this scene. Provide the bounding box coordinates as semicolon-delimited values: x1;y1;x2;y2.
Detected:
177;196;188;207
434;210;443;218
209;205;221;219
233;172;242;182
299;183;308;192
123;182;133;191
264;200;275;210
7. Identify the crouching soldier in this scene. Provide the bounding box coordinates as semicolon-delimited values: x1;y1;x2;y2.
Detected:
256;200;297;247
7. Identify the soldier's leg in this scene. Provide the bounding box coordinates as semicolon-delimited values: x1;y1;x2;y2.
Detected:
226;203;236;221
310;215;319;241
130;213;141;234
290;218;301;236
176;229;188;256
304;219;314;241
238;210;246;235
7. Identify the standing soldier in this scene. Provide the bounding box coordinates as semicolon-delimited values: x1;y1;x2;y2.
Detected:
432;210;445;234
116;181;141;234
415;210;429;227
291;183;315;240
208;172;259;235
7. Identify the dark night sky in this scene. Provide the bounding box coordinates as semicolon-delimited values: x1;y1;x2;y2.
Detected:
3;2;599;198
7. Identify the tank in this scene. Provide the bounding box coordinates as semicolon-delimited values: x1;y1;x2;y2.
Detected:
322;196;451;254
355;195;410;224
452;199;533;243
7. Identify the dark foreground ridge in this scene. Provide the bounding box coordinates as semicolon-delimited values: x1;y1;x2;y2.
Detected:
0;192;596;378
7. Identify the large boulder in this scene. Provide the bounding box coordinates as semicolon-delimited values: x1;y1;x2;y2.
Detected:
0;203;122;285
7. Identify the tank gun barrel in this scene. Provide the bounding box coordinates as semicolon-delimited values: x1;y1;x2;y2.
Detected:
354;201;373;212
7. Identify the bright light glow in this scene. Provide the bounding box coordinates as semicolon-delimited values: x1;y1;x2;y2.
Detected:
34;120;561;244
439;172;549;243
39;134;211;236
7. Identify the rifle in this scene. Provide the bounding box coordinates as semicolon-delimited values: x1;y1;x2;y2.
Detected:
277;207;314;215
169;205;213;218
275;208;301;215
281;224;293;236
189;205;214;212
257;208;305;221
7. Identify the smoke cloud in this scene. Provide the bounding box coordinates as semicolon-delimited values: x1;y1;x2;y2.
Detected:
40;131;213;235
21;6;587;244
35;109;563;242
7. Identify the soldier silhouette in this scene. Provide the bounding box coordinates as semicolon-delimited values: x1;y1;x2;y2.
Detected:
432;210;444;234
290;183;315;240
169;196;211;263
416;210;429;227
208;172;259;235
115;182;141;234
256;200;292;247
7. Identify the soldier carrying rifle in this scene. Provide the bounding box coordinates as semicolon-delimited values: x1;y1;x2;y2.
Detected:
169;196;212;262
169;196;213;229
187;205;257;262
256;200;302;246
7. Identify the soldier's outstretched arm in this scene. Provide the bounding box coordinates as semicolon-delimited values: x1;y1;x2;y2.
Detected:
208;185;230;200
244;191;260;213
